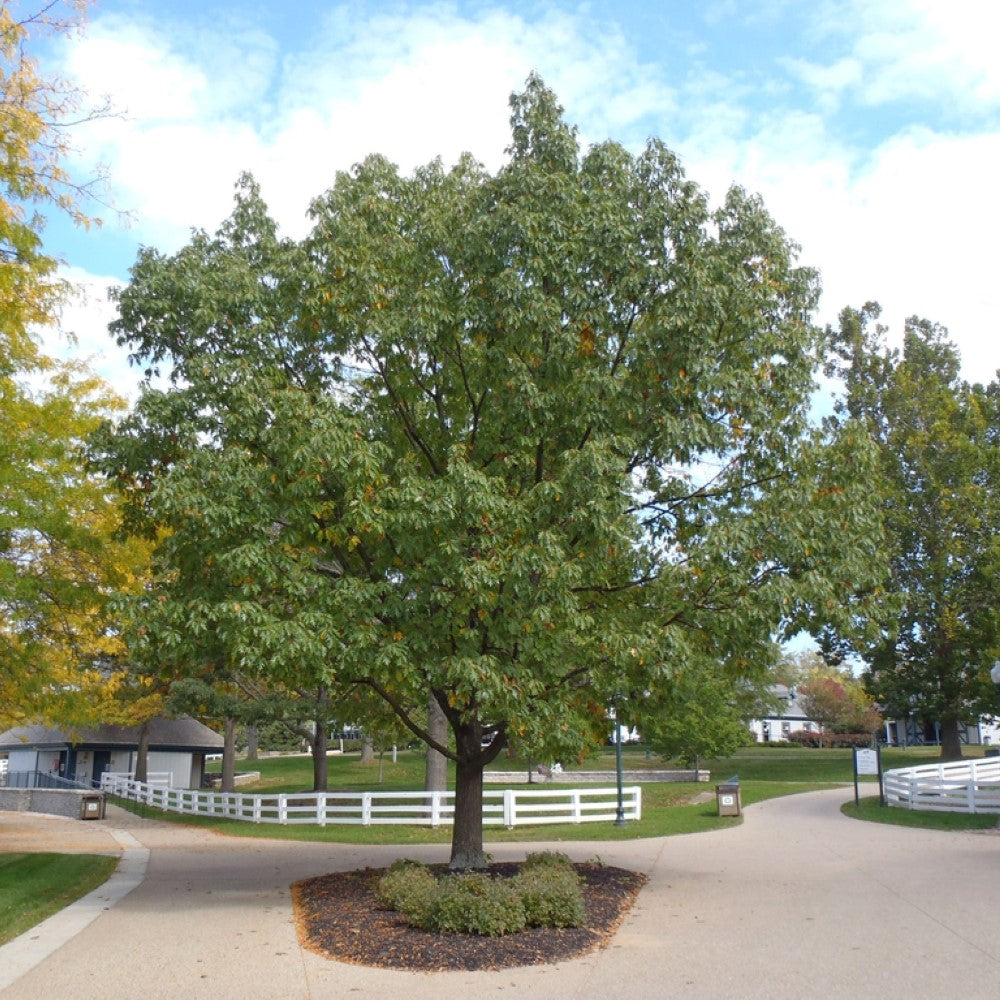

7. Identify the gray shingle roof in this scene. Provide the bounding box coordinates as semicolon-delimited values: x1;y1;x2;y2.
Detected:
0;716;224;752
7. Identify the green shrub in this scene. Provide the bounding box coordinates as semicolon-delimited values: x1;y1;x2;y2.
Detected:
513;866;585;927
521;850;574;873
432;873;527;937
375;860;438;926
375;855;587;936
787;730;874;749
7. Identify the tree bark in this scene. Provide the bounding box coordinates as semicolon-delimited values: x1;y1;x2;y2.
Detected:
311;723;329;791
425;691;448;792
449;722;488;869
133;721;150;783
450;755;487;869
221;716;237;793
360;735;375;764
939;717;964;760
245;723;259;761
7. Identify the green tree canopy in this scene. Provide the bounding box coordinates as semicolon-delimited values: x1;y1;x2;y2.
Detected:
825;304;1000;758
102;77;884;867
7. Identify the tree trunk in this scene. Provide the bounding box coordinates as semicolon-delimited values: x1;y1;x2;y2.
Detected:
221;716;237;793
449;722;487;869
939;718;964;760
133;722;150;783
245;723;259;761
360;735;375;764
311;724;328;791
425;691;448;792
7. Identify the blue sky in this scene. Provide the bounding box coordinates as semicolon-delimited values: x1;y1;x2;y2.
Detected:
30;0;1000;393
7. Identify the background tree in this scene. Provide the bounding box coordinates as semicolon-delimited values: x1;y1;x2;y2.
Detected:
0;1;141;728
825;305;999;758
0;355;151;728
796;673;881;744
103;78;885;868
636;662;757;770
1;0;109;372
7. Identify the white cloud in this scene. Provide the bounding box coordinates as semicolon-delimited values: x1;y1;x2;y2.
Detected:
40;267;143;397
45;0;1000;387
60;4;673;252
64;19;209;122
799;0;1000;112
683;116;1000;379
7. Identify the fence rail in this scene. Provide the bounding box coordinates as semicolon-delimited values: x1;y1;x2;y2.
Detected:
100;773;641;828
884;757;1000;814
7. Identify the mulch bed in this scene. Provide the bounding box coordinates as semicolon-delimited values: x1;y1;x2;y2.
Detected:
293;861;647;972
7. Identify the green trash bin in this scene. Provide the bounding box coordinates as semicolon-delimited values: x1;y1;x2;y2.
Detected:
716;777;741;817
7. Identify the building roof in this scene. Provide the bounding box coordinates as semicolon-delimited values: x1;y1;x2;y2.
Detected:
761;685;811;722
0;716;224;753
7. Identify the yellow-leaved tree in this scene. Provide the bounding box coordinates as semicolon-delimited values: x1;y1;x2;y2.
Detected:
0;1;151;730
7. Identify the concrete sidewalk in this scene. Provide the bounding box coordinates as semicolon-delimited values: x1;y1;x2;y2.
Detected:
1;790;998;999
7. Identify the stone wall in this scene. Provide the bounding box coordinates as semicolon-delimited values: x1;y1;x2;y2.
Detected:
484;769;709;783
0;787;105;819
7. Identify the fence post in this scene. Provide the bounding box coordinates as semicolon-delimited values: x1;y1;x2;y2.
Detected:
317;792;326;827
278;794;287;825
362;792;372;826
572;790;581;824
504;788;514;829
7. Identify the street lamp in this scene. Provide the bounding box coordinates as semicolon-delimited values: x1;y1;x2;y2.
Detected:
614;692;625;826
989;663;1000;751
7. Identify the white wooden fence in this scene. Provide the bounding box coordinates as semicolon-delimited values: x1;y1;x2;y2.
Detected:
100;773;642;828
883;757;1000;814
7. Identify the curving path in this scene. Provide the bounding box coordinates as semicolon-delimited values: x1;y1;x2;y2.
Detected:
1;789;998;999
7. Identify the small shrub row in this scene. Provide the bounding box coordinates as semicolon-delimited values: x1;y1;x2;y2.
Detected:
375;851;585;937
786;730;874;748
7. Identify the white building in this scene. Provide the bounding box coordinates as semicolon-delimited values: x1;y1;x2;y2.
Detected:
0;717;223;789
747;685;817;743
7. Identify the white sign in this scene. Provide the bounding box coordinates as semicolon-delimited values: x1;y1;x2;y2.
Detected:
855;749;879;775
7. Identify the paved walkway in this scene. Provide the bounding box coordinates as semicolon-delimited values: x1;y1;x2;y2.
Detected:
1;790;998;999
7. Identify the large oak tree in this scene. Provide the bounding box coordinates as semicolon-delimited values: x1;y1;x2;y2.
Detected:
104;77;883;867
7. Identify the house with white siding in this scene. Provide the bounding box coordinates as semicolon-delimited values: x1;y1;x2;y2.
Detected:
747;685;818;743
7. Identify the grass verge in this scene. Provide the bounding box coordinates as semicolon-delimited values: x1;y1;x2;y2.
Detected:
0;852;118;946
842;796;1000;831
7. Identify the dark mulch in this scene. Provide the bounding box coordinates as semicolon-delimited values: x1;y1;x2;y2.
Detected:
293;861;647;972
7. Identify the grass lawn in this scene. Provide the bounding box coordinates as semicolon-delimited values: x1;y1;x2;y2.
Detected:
842;795;1000;831
139;743;998;843
0;852;118;946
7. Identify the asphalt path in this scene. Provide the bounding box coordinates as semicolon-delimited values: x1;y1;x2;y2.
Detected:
1;788;997;999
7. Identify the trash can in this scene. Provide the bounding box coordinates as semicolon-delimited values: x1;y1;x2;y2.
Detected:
716;776;741;817
80;793;105;820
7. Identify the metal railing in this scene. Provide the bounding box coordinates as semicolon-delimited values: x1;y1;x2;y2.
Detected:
0;769;92;790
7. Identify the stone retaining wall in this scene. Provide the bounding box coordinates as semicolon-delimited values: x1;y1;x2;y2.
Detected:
0;787;105;819
484;769;709;783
